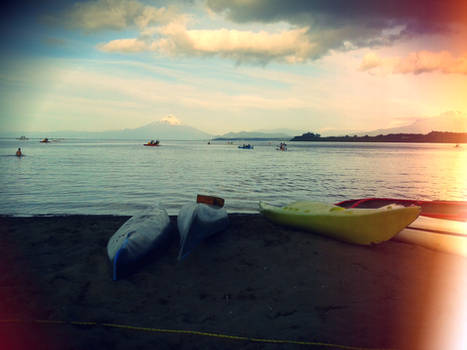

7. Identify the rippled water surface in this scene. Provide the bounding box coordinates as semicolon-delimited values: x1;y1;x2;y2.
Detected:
1;138;465;215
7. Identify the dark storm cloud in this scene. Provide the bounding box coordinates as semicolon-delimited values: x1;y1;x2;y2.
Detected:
206;0;466;59
206;0;464;30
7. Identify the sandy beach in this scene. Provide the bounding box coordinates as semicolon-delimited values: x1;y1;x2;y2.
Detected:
1;214;466;350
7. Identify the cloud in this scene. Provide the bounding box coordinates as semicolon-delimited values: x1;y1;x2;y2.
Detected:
206;0;466;30
206;0;467;59
65;0;179;31
98;38;149;52
89;0;432;63
395;52;467;75
360;51;467;75
359;52;384;71
155;24;315;63
99;19;316;64
77;0;467;65
97;18;401;63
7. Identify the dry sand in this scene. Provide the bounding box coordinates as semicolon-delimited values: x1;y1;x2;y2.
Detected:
1;214;466;350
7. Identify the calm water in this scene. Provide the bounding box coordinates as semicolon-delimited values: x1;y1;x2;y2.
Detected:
0;138;465;216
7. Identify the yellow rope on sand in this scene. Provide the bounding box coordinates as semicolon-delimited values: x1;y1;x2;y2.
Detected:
0;319;393;350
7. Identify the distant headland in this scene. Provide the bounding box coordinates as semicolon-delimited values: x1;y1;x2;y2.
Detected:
291;131;467;143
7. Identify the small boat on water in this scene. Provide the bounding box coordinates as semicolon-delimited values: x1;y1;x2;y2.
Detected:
144;140;160;146
40;138;50;143
238;144;254;149
276;142;287;151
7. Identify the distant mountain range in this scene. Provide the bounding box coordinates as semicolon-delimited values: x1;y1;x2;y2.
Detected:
4;120;212;140
3;112;465;140
361;111;467;136
316;111;467;137
214;129;301;140
216;112;467;139
110;120;212;140
3;123;303;140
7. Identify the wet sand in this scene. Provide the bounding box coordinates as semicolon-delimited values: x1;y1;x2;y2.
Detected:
1;214;466;350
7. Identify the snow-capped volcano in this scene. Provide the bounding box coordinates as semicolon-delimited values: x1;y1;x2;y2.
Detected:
159;115;182;126
14;115;213;140
118;116;211;140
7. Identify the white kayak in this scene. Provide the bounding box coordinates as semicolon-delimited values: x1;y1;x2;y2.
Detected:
107;207;172;280
177;203;229;260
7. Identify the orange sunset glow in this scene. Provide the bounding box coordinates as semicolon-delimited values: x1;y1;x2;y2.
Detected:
1;1;466;350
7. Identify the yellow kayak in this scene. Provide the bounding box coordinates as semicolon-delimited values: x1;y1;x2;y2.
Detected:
259;201;421;245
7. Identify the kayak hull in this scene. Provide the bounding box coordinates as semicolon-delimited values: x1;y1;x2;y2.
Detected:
177;203;229;260
336;198;467;256
336;197;467;221
259;201;420;245
107;207;172;280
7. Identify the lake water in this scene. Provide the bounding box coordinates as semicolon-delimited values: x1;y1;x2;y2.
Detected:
0;138;465;216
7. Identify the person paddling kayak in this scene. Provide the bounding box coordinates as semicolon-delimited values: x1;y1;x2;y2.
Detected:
16;148;22;157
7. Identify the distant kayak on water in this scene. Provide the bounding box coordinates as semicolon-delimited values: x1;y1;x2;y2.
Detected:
238;144;254;149
144;140;160;146
276;142;287;151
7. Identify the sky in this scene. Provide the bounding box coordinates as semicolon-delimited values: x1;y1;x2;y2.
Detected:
1;0;466;135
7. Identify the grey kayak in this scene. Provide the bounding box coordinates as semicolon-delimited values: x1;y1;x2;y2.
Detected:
107;207;172;280
177;203;229;260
